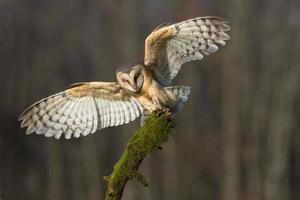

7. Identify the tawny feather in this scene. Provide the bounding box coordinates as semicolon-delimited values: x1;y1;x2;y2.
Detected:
18;82;143;139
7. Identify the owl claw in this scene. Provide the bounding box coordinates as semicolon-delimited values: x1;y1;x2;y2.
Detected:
154;107;171;117
154;108;175;128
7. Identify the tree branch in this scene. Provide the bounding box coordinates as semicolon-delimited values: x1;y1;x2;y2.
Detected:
104;111;172;200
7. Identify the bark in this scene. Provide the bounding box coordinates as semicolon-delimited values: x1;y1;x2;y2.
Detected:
104;111;172;200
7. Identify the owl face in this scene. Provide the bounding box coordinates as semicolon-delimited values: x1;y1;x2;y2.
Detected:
116;64;144;93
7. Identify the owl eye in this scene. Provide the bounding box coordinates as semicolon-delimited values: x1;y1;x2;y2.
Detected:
134;72;140;82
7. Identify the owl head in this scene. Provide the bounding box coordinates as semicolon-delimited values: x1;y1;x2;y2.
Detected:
116;63;144;93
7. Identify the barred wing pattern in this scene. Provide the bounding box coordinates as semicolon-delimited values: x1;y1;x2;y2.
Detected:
18;82;143;139
144;16;231;86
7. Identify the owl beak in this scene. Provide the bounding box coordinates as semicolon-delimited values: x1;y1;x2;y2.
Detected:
125;75;136;92
128;69;143;92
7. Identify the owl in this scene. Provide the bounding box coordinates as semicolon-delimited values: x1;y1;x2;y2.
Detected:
18;16;230;139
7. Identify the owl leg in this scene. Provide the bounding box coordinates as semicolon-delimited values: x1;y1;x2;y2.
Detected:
152;96;171;115
152;96;163;110
139;96;165;113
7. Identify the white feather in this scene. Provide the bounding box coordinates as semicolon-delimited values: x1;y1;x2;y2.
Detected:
194;52;204;59
83;97;92;135
81;109;88;124
65;129;73;139
119;102;125;125
203;32;210;39
76;98;84;118
103;100;110;128
51;114;60;122
36;126;48;135
200;25;209;32
109;101;116;126
69;99;80;119
131;98;140;117
114;101;121;126
45;128;56;137
124;102;131;124
90;97;98;134
57;100;71;115
207;44;218;53
98;98;105;129
41;114;50;123
53;122;63;130
128;103;136;121
54;130;63;139
74;128;81;138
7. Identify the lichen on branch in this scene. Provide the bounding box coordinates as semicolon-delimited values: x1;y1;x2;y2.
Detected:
104;111;172;200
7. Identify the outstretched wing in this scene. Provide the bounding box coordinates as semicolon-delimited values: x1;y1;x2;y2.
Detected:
18;82;143;139
144;16;230;86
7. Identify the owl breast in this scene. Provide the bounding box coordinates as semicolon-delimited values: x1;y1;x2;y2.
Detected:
133;68;176;112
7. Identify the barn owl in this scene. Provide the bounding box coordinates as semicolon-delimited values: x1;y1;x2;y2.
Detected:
18;16;230;139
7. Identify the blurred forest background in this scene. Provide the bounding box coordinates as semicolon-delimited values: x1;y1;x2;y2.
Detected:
1;0;300;200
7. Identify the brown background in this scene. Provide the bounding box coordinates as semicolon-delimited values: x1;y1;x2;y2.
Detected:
1;0;300;199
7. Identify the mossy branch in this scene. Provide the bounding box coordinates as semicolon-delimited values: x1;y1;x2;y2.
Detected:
104;111;173;200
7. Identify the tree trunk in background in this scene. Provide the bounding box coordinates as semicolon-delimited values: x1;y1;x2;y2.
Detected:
220;0;248;199
220;0;300;200
262;0;300;198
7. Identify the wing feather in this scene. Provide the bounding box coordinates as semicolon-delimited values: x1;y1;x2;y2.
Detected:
90;96;99;134
18;82;143;139
144;16;230;85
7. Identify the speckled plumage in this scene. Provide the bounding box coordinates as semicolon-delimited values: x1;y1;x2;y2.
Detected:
19;16;230;139
144;16;230;85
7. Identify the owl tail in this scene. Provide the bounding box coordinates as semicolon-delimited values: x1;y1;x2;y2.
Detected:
165;86;191;114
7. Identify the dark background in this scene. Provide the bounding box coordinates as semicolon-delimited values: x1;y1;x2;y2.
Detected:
1;0;300;199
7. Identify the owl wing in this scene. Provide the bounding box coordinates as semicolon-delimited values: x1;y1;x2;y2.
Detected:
18;82;143;139
144;16;230;86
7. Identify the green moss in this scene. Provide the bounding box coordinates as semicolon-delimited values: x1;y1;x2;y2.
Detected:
104;112;172;200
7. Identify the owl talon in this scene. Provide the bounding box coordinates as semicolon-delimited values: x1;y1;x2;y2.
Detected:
154;107;171;117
